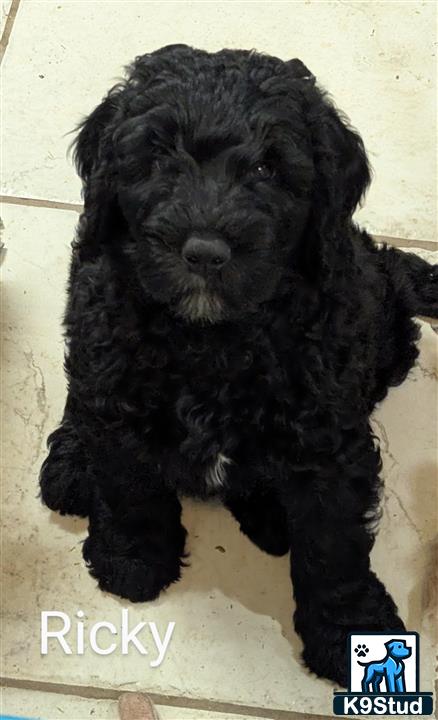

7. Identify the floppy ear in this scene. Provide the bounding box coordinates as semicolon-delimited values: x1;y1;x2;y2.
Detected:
309;98;371;223
72;90;124;260
74;95;119;181
302;84;371;279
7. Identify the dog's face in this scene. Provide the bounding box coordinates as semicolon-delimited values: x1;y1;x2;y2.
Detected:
115;60;315;324
385;640;412;659
75;46;370;324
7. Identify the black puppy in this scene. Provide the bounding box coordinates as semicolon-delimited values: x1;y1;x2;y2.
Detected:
40;45;437;686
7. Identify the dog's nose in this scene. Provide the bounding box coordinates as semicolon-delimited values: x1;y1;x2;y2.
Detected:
182;235;231;271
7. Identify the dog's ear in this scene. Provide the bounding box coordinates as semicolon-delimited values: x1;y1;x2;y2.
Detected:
72;90;125;259
73;95;119;182
309;97;371;223
299;80;371;279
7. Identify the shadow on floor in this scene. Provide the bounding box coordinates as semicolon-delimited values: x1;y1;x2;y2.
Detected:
46;496;301;663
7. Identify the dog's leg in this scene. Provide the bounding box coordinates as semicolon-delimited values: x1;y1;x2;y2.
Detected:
83;483;187;603
39;413;92;517
372;677;382;693
361;673;370;693
385;675;395;693
42;401;187;602
224;487;290;556
385;670;397;693
395;674;405;693
284;429;404;687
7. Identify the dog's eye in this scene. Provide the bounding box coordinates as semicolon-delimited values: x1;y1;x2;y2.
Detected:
249;164;275;181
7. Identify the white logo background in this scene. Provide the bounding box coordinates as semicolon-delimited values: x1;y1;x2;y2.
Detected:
349;633;418;693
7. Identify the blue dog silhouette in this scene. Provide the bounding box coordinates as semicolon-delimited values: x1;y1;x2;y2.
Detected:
359;639;411;693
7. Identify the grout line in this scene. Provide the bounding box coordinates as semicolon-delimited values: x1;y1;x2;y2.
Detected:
0;0;21;64
0;195;83;213
377;235;437;252
0;676;331;720
0;194;436;250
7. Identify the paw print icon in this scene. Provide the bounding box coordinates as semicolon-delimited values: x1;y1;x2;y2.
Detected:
354;644;369;658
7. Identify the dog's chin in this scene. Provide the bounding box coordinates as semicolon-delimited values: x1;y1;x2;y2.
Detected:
175;289;224;324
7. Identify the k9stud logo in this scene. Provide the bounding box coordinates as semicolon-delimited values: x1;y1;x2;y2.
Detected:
333;632;433;715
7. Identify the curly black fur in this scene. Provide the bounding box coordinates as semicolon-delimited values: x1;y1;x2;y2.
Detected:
40;45;438;687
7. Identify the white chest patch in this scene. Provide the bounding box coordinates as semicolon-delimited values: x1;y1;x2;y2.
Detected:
205;453;232;489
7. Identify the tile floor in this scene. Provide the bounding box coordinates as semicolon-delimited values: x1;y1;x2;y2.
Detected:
1;2;437;719
2;686;273;720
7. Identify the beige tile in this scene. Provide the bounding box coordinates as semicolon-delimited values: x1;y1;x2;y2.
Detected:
1;686;272;720
1;1;436;242
1;203;437;715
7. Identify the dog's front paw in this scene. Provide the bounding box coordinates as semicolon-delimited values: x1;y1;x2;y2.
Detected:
295;574;405;687
298;616;351;687
83;526;186;603
39;425;91;517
